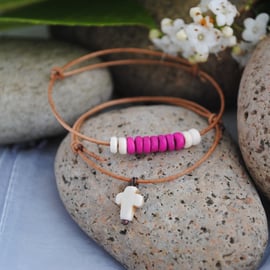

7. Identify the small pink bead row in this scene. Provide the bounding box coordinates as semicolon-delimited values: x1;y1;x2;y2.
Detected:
127;133;185;154
110;129;201;155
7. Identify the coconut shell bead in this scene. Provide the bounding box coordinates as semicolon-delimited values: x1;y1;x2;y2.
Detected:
110;136;118;154
173;132;185;150
158;135;167;152
150;136;159;152
143;136;151;154
127;137;136;154
189;128;201;145
183;131;193;148
119;137;127;154
135;136;143;154
166;134;175;151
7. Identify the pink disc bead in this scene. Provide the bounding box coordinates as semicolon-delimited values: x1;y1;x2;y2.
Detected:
135;136;143;154
127;137;135;154
166;134;175;151
143;136;151;154
158;135;167;152
150;136;159;152
174;132;185;150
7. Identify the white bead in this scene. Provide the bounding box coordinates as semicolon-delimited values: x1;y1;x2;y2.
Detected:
110;136;118;153
118;137;127;154
189;128;201;145
183;131;193;148
115;186;144;221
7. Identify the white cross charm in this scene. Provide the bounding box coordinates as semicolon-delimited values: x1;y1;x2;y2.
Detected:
115;186;144;224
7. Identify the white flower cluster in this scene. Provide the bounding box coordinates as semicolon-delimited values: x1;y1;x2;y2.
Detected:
232;13;269;66
149;0;269;66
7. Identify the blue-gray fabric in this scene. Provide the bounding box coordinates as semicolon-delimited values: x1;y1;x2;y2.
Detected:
0;138;123;270
0;138;269;270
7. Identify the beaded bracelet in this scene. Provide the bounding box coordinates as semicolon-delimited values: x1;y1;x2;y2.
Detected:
48;48;224;225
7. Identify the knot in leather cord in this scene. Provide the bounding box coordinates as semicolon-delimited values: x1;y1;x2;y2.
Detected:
130;177;139;187
50;67;65;80
208;113;218;125
71;141;84;154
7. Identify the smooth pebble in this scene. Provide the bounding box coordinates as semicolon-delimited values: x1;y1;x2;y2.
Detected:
0;38;112;144
55;105;268;270
238;36;270;198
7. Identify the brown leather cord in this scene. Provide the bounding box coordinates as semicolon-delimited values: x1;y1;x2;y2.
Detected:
48;47;225;184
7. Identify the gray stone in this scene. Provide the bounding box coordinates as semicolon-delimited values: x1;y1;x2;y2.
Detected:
55;105;268;270
0;38;112;144
238;36;270;198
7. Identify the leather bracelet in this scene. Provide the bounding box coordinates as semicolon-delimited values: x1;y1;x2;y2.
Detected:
48;48;224;224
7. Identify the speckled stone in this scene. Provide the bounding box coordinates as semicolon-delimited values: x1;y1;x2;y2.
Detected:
50;0;251;108
0;38;112;144
55;105;268;270
238;36;270;198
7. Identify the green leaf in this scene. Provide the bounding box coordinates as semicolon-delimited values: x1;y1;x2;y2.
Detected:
0;22;31;30
0;0;156;28
0;0;43;12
